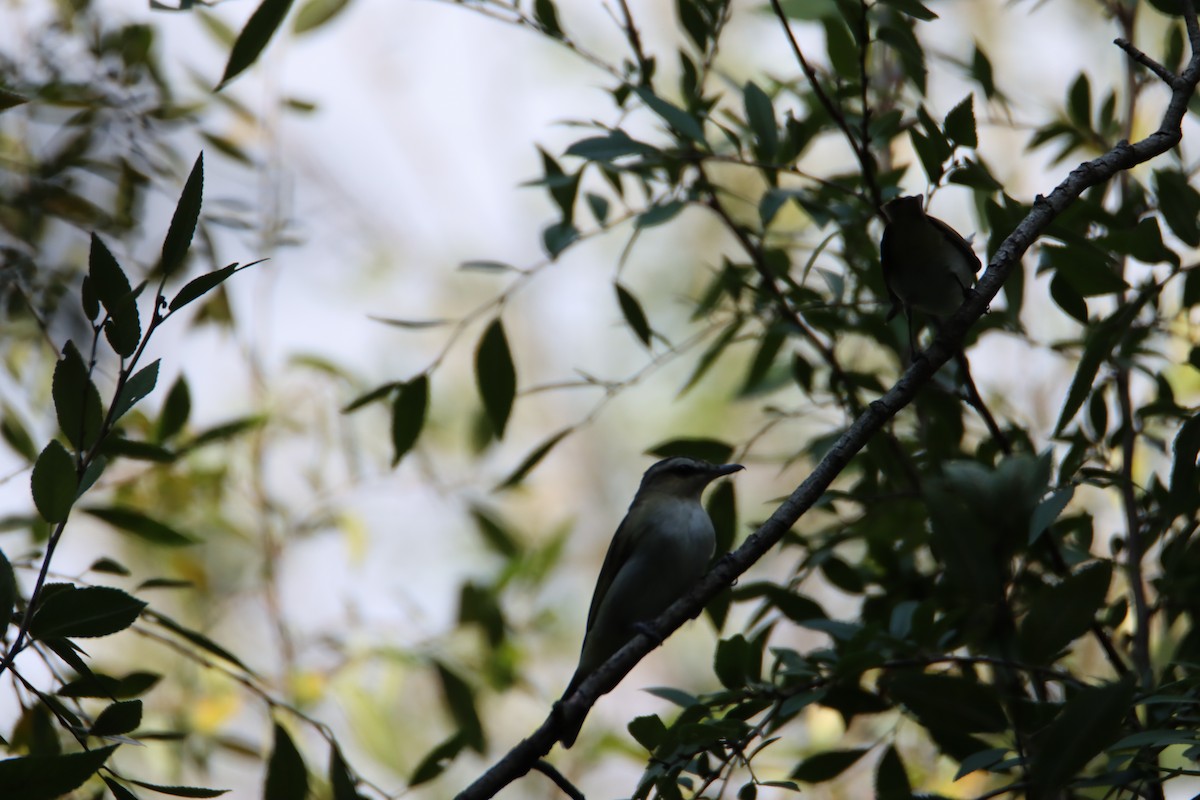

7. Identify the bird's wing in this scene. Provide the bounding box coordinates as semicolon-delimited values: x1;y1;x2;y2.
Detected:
879;224;904;320
926;215;982;283
582;506;641;636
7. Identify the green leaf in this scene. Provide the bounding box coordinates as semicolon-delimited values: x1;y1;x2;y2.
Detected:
115;360;160;421
1054;305;1138;434
792;748;869;782
435;661;485;752
714;634;754;689
1019;561;1112;663
1028;677;1136;797
944;94;977;148
469;506;521;557
157;375;192;442
264;723;308;800
565;130;658;162
1029;486;1074;544
635;87;707;144
86;506;197;547
90;700;142;736
475;318;516;439
615;283;653;347
744;81;778;161
541;221;579;257
390;374;428;465
1154;169;1200;246
0;745;118;800
409;734;466;787
32;441;78;523
497;428;570;489
880;0;937;20
2;406;38;461
169;263;240;312
635;200;686;229
161;154;204;278
647;438;734;464
1067;73;1092;130
30;586;146;639
54;341;104;451
292;0;350;33
822;16;858;76
888;672;1008;733
89;234;141;358
218;0;296;89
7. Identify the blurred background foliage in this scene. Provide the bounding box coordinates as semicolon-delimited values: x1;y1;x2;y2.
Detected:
2;0;1200;799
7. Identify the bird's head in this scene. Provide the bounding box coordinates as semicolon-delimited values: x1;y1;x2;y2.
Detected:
883;194;925;224
636;456;744;500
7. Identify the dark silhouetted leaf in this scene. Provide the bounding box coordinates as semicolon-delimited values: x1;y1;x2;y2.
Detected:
157;375;192;442
1019;561;1112;663
497;428;570;489
888;672;1007;733
115;360;160;421
161;154;204;278
30;586;146;639
264;723;308;800
125;780;228;797
409;734;466;787
435;661;485;752
59;671;160;699
944;94;977;148
390;375;428;465
219;0;296;89
53;341;104;451
475;318;516;439
90;700;142;736
0;549;14;638
32;441;78;523
0;745;117;800
615;283;652;346
329;745;363;800
169;263;240;312
792;748;869;782
875;745;912;800
1028;677;1136;797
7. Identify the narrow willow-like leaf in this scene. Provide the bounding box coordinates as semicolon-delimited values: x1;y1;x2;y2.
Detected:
218;0;296;89
160;154;204;278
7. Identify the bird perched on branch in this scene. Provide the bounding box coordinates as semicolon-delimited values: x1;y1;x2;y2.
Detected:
880;194;982;355
558;456;743;748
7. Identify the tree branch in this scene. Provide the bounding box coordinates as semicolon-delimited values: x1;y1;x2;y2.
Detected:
454;9;1200;798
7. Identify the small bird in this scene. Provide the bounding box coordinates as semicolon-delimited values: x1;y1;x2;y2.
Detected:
880;195;981;354
558;456;744;748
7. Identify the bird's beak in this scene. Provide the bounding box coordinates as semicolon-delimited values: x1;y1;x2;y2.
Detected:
713;463;744;477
